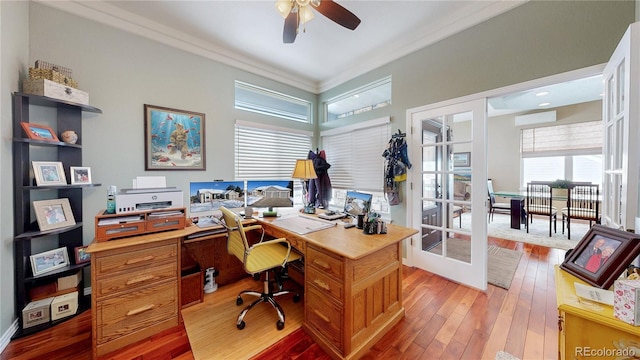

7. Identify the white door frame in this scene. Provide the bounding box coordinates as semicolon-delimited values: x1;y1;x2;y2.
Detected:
403;64;605;268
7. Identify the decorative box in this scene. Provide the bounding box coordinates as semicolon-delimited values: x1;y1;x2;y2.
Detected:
28;281;58;301
613;279;640;325
22;297;53;328
57;271;82;291
51;291;78;321
22;78;89;105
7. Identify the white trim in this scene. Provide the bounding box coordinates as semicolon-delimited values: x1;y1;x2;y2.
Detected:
0;319;18;353
320;116;390;137
234;120;313;137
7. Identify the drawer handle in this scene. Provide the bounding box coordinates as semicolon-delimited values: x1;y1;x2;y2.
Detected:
125;255;155;265
126;304;156;316
313;309;330;323
312;259;330;270
313;279;331;291
126;274;157;285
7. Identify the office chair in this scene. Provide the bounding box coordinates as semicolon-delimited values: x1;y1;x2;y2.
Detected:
219;206;302;330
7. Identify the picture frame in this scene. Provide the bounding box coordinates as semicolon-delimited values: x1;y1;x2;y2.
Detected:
32;161;67;186
70;166;92;185
560;224;640;289
74;246;90;264
33;198;76;231
30;247;70;276
144;104;206;170
453;152;470;168
20;122;59;142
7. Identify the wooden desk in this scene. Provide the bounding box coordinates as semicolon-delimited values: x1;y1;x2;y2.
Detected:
87;216;417;360
259;215;417;359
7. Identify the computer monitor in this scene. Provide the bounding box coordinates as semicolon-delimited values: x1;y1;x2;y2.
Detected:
189;181;244;224
344;190;373;217
246;180;294;217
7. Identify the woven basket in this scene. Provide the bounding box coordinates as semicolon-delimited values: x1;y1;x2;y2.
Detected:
34;60;72;78
29;68;78;88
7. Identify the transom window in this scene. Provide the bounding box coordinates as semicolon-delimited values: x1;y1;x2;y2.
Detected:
324;77;391;122
235;81;311;123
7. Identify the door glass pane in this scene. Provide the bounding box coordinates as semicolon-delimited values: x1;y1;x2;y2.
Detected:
607;75;614;120
617;60;625;115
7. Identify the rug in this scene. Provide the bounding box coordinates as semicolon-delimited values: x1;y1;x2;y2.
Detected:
495;350;521;360
461;212;589;250
429;238;523;289
182;277;303;360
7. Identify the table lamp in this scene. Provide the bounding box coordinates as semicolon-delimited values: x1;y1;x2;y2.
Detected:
291;159;318;214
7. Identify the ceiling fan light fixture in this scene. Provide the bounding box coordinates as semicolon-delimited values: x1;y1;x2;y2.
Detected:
275;0;293;18
299;5;315;24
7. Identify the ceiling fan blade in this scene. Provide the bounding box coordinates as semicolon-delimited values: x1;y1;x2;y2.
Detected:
283;11;298;43
314;0;361;30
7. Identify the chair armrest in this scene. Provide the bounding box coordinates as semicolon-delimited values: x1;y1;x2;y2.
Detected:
250;238;293;267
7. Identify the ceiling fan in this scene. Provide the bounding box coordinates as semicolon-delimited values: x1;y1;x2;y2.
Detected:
275;0;361;43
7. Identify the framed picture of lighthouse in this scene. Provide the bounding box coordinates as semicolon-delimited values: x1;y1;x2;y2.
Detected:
144;104;206;170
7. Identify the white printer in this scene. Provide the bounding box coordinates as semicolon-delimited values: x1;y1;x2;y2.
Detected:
115;187;183;214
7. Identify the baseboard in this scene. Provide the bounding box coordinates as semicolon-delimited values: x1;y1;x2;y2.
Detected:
0;319;19;355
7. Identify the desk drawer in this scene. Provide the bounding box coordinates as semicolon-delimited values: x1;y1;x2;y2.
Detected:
306;266;343;301
307;246;343;279
94;262;177;298
306;286;343;352
96;280;178;345
95;243;177;275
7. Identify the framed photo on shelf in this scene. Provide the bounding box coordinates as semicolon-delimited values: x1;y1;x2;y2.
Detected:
453;152;470;168
74;246;90;264
33;198;76;231
70;166;92;185
144;104;206;171
20;122;59;142
30;247;70;276
32;161;67;186
560;224;640;289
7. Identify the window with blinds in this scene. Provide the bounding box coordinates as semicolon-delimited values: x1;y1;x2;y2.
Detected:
235;121;312;180
321;117;391;214
521;120;602;156
235;81;311;123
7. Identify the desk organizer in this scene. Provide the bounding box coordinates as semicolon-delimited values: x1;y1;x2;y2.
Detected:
94;208;186;242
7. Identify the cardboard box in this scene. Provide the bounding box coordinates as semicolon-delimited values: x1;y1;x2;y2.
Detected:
613;279;640;326
22;78;89;105
22;297;53;328
57;271;82;291
51;292;78;321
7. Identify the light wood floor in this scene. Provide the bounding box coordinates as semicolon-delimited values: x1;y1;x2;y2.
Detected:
0;236;566;360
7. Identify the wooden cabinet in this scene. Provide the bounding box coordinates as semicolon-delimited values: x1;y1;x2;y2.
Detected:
90;237;180;358
11;92;102;338
556;266;640;359
304;243;404;359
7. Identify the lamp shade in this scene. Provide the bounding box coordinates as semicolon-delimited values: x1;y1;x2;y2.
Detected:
291;159;318;180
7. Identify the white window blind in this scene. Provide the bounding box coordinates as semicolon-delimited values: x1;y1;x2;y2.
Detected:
235;121;312;179
521;120;602;156
321;118;391;192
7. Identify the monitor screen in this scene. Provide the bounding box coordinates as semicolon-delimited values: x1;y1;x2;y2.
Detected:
189;181;245;222
246;180;294;216
344;190;372;217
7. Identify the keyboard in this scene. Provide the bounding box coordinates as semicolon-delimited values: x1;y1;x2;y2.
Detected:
318;212;347;220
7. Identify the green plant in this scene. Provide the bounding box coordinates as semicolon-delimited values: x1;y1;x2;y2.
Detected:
550;179;570;189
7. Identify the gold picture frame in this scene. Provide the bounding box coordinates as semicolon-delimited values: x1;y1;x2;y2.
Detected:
33;198;76;231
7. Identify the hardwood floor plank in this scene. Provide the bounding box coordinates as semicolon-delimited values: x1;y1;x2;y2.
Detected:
2;239;563;360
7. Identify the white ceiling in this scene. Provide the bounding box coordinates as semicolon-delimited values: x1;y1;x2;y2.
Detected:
39;0;604;113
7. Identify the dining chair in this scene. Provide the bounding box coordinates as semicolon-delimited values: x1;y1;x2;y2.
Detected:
487;179;510;222
562;183;600;239
526;181;557;237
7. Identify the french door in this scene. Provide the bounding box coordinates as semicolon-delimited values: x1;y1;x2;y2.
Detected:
407;99;488;290
602;22;640;231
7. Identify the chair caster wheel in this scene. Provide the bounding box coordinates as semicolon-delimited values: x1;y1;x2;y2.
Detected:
293;293;300;303
276;320;284;330
237;321;245;330
236;297;243;306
